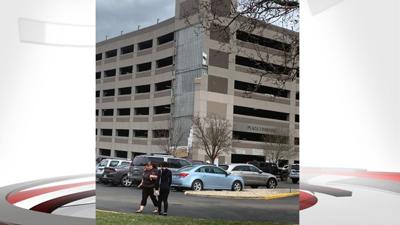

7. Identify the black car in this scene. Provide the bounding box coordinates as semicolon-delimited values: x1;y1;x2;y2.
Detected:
102;163;132;187
128;155;192;184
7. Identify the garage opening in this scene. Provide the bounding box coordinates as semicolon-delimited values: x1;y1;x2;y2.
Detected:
134;107;149;115
117;108;130;116
153;129;169;138
233;131;263;142
157;32;174;45
137;62;152;72
99;149;111;156
104;69;116;78
156;56;173;68
133;130;148;138
120;45;134;54
105;49;117;58
119;66;133;75
115;150;128;159
101;129;112;136
231;154;265;163
103;89;115;97
135;84;150;93
235;55;290;74
138;39;153;50
116;129;129;137
233;105;289;121
118;87;132;95
234;80;290;98
154;104;170;114
102;109;114;116
96;53;102;61
155;80;172;91
236;30;291;52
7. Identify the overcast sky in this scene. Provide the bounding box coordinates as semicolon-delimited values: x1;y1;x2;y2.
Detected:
96;0;175;42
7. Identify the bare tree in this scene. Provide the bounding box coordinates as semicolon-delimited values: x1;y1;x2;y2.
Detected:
157;121;186;157
263;128;296;164
192;114;233;164
183;0;299;88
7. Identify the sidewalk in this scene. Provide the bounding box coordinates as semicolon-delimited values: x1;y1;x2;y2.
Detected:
185;188;299;200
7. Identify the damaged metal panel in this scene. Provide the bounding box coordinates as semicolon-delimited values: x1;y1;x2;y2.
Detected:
172;24;204;146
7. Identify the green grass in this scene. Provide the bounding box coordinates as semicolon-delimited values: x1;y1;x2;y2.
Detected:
97;210;293;225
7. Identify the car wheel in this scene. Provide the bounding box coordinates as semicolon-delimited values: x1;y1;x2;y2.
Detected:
292;178;299;184
191;180;203;191
266;178;277;189
250;185;258;189
121;175;133;187
232;181;243;191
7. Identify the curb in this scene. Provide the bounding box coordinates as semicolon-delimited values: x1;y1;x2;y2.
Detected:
185;190;299;200
264;192;300;200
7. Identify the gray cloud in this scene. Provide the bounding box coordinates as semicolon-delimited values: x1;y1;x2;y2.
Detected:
96;0;175;42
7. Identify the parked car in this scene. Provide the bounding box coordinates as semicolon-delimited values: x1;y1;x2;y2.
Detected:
218;164;229;170
172;165;244;191
96;159;131;183
187;159;209;165
128;155;191;184
289;164;299;184
102;163;132;187
224;164;278;189
247;161;289;181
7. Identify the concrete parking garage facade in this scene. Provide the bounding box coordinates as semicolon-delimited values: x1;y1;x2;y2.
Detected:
96;0;299;165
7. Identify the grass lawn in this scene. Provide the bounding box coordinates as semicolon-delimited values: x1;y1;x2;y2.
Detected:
97;210;294;225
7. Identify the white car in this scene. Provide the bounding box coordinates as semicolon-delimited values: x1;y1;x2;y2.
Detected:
96;159;131;182
289;164;299;184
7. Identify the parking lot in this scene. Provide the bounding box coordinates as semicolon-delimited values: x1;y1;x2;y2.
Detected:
96;180;299;224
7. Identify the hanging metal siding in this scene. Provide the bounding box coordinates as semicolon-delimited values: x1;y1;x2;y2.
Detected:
172;24;204;146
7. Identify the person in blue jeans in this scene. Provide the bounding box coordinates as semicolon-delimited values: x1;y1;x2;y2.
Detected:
155;162;172;216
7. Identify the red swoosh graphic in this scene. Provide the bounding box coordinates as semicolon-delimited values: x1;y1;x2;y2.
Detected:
335;172;400;182
300;191;318;210
303;169;400;182
7;181;94;204
30;190;95;213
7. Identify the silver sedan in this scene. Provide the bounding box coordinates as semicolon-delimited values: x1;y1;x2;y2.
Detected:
222;164;278;189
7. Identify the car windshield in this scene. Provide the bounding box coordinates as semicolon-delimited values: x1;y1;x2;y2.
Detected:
99;160;108;167
109;161;120;167
291;165;299;170
219;165;228;170
133;157;149;166
120;161;130;167
116;164;129;169
148;157;164;165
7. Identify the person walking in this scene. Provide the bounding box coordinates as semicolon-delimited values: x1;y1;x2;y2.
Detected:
155;161;172;216
136;162;159;213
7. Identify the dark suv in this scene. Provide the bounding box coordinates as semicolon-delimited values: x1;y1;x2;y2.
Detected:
128;155;191;184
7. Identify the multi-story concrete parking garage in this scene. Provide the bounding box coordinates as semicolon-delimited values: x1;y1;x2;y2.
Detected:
96;0;299;165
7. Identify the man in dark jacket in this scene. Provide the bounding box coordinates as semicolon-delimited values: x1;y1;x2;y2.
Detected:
155;161;172;216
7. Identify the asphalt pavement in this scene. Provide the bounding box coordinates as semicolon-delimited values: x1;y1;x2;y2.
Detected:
96;181;299;224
